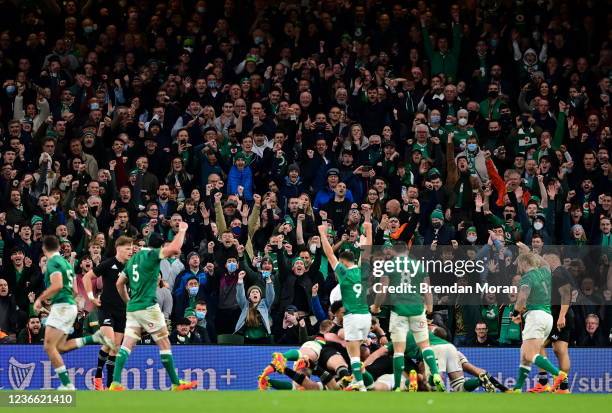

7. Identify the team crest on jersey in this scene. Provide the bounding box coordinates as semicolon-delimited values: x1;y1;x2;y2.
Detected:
8;357;35;390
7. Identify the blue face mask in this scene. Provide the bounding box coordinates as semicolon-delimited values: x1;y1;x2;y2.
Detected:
467;143;478;152
254;36;264;45
207;81;217;89
5;85;16;94
227;262;238;273
90;103;99;111
188;286;199;296
490;39;498;48
195;310;206;320
430;115;441;124
84;26;94;34
261;270;271;279
231;226;241;236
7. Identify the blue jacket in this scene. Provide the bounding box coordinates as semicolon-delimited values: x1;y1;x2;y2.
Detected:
234;281;275;334
313;186;354;210
227;165;254;201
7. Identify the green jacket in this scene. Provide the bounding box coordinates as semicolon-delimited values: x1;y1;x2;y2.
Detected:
422;23;462;81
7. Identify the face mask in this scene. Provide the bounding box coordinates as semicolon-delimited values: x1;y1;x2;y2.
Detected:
207;81;217;89
487;90;499;99
504;213;513;221
84;26;94;34
432;221;442;229
430;115;441;124
188;286;199;296
254;36;264;45
458;118;468;127
195;310;206;320
261;270;271;279
90;103;99;111
309;244;317;254
467;143;478;152
227;262;238;272
467;235;477;243
5;85;15;94
490;39;498;48
370;144;381;151
231;226;241;236
197;6;206;13
533;221;544;231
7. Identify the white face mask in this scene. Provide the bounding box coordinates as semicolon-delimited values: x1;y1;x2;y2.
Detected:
467;235;477;243
458;118;468;126
309;244;317;254
533;221;544;231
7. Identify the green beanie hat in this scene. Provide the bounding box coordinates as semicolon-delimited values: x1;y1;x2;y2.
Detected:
430;208;444;221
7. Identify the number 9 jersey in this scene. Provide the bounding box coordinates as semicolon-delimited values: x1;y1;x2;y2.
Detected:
334;262;369;315
120;247;163;312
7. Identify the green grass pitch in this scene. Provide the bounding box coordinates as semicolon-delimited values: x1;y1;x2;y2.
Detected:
4;391;611;413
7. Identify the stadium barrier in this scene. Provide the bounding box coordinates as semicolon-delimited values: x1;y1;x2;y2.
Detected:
0;346;610;392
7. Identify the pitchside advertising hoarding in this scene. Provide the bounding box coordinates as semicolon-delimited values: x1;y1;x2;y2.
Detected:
0;346;611;392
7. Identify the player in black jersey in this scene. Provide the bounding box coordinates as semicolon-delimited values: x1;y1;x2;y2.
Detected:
528;252;574;393
83;236;134;390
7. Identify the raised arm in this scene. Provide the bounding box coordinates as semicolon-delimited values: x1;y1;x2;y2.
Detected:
161;221;188;258
318;224;338;269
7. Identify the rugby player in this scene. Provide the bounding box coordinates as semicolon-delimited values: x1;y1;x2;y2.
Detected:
108;222;197;391
370;246;445;391
528;251;573;393
318;222;372;391
511;252;568;392
83;236;134;390
34;235;115;390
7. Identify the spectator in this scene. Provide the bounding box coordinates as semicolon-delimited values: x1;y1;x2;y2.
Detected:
17;316;44;344
578;314;607;346
473;321;498;347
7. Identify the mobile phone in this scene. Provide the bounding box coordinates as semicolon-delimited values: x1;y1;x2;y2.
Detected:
362;165;372;172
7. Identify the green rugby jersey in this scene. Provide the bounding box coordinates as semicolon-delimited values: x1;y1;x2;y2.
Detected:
519;267;552;314
45;253;76;305
335;262;369;315
121;247;163;312
388;258;426;317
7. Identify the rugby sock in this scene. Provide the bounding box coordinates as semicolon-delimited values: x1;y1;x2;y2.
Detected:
560;377;569;390
422;348;439;375
160;350;180;386
262;365;275;376
106;356;116;387
488;374;508;392
112;346;130;384
284;367;305;385
319;371;334;386
350;357;363;383
464;377;480;392
76;335;96;348
363;370;374;388
55;366;71;386
282;349;301;361
538;371;549;385
269;379;293;390
514;365;531;390
532;355;559;376
95;350;109;378
392;353;404;390
335;366;351;381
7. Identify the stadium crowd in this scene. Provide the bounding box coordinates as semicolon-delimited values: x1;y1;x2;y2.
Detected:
0;0;610;349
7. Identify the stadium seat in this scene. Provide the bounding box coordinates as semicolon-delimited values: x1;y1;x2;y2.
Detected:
216;334;244;345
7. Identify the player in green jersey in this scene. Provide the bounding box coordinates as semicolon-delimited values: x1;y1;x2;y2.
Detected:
318;221;372;391
34;236;115;390
511;251;567;392
370;246;445;392
109;222;197;391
